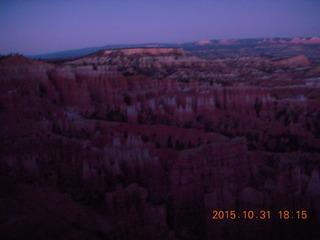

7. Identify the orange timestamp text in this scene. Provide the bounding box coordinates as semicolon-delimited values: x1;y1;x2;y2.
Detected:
212;210;308;220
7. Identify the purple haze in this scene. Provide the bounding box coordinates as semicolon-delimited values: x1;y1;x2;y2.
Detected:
0;0;320;55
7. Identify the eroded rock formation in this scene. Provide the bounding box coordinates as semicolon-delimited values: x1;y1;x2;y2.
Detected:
1;48;320;239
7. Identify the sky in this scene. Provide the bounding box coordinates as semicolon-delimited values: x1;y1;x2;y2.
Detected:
0;0;320;55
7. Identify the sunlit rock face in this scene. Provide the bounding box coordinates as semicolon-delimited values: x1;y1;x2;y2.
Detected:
289;37;320;44
0;47;320;240
66;47;201;67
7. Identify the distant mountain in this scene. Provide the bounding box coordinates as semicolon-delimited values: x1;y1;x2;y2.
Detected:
27;37;320;61
27;43;176;60
64;47;200;66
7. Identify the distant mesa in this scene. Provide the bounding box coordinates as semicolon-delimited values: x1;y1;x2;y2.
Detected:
279;39;288;44
309;37;320;44
219;39;236;45
196;40;212;45
27;37;320;61
101;47;187;56
257;37;320;45
289;37;320;44
257;38;277;44
65;47;202;66
145;44;160;47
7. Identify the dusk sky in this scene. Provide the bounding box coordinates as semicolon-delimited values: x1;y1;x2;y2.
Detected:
0;0;320;55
